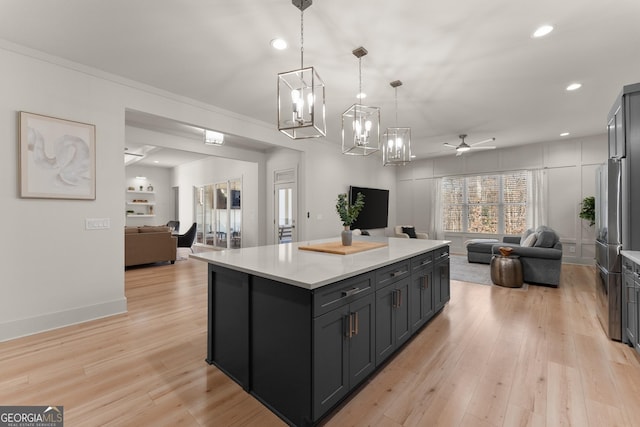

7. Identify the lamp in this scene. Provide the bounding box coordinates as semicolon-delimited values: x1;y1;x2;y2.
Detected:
204;129;224;146
382;80;411;166
277;0;326;139
342;47;380;155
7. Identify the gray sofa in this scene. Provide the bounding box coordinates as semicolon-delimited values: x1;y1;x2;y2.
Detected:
466;226;563;287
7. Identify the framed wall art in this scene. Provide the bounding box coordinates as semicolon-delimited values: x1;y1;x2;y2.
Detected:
19;112;96;200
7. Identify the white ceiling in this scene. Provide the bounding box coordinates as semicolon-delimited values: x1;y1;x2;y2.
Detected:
2;0;640;159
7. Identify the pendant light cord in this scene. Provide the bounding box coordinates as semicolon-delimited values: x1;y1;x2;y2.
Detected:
395;87;399;126
358;57;362;105
300;9;304;69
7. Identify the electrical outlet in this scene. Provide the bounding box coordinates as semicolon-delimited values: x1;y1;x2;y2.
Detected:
86;218;110;230
569;246;576;253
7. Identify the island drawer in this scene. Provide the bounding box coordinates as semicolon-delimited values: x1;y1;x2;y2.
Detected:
376;259;411;289
434;246;449;262
411;252;434;272
312;273;374;317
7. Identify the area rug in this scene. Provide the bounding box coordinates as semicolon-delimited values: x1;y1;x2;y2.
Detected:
449;254;493;285
449;254;529;290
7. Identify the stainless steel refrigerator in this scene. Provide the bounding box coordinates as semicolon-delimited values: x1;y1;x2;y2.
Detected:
596;82;640;341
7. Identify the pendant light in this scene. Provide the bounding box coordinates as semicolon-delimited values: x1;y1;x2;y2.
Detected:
277;0;326;139
382;80;411;165
341;47;380;155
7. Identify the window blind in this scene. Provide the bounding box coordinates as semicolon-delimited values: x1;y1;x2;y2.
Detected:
442;171;528;234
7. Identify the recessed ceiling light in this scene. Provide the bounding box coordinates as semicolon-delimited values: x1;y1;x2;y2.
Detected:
532;25;554;38
153;160;160;163
566;83;582;91
356;92;367;99
560;132;570;137
270;38;287;50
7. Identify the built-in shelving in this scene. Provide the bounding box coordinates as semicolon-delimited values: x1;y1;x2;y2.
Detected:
125;188;156;218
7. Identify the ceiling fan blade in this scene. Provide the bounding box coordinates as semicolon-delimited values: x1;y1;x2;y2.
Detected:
443;143;457;148
470;137;496;147
470;146;496;150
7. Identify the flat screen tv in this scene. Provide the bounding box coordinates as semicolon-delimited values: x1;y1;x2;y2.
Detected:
349;186;389;230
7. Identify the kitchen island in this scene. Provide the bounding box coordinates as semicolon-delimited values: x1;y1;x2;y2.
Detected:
192;237;450;426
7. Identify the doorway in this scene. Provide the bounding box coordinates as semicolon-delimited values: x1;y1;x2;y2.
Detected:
274;169;297;243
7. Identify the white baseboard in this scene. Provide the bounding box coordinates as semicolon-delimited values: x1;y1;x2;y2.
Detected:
0;298;127;343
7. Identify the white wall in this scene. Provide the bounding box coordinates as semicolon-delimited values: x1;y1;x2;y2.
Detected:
0;41;396;340
301;141;398;240
1;46;128;341
397;135;607;264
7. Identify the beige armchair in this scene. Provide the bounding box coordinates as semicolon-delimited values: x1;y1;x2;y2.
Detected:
394;225;429;239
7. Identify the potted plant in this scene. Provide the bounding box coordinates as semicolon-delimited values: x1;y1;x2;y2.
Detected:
336;192;365;246
579;196;595;226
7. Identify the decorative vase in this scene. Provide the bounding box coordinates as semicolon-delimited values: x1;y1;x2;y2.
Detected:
341;226;353;246
499;246;514;257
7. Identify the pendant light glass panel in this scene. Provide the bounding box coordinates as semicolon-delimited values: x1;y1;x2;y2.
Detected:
383;127;411;165
278;66;326;139
341;46;380;155
341;104;380;155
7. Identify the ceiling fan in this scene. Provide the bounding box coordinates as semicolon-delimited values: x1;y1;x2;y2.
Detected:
444;134;496;156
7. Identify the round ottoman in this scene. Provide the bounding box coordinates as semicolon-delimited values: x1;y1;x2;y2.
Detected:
490;255;523;288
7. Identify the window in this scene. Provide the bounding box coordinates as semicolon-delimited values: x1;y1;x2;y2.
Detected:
441;172;528;234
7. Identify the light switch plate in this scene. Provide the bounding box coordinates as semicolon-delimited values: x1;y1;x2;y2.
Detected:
86;218;110;230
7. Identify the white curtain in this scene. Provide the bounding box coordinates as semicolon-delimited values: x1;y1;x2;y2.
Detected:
527;169;547;229
433;177;444;239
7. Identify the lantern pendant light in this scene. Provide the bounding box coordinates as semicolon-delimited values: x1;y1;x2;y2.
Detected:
341;47;380;155
277;0;326;139
383;80;412;165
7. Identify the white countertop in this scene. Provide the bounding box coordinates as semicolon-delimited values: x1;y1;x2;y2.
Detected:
621;250;640;265
191;237;450;289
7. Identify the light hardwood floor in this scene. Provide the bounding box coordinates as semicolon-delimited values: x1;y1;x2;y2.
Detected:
1;257;640;426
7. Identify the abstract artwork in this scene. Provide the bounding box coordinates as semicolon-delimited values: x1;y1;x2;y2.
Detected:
19;112;96;200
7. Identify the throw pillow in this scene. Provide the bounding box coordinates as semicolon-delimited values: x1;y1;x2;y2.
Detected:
402;226;417;238
521;233;537;247
519;228;534;246
533;227;557;248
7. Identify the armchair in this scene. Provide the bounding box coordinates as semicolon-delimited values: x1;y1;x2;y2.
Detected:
177;222;197;252
394;225;429;239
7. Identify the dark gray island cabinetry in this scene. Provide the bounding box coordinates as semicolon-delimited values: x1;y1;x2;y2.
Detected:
193;238;450;426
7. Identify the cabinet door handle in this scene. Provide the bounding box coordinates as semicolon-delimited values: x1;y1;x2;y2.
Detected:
354;312;359;336
392;290;397;308
420;260;431;266
345;314;353;338
421;275;429;290
342;287;361;297
392;289;402;308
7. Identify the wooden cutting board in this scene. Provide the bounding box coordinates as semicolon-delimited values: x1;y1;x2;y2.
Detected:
298;240;388;255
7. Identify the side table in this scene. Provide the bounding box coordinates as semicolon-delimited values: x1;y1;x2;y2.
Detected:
490;255;523;288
